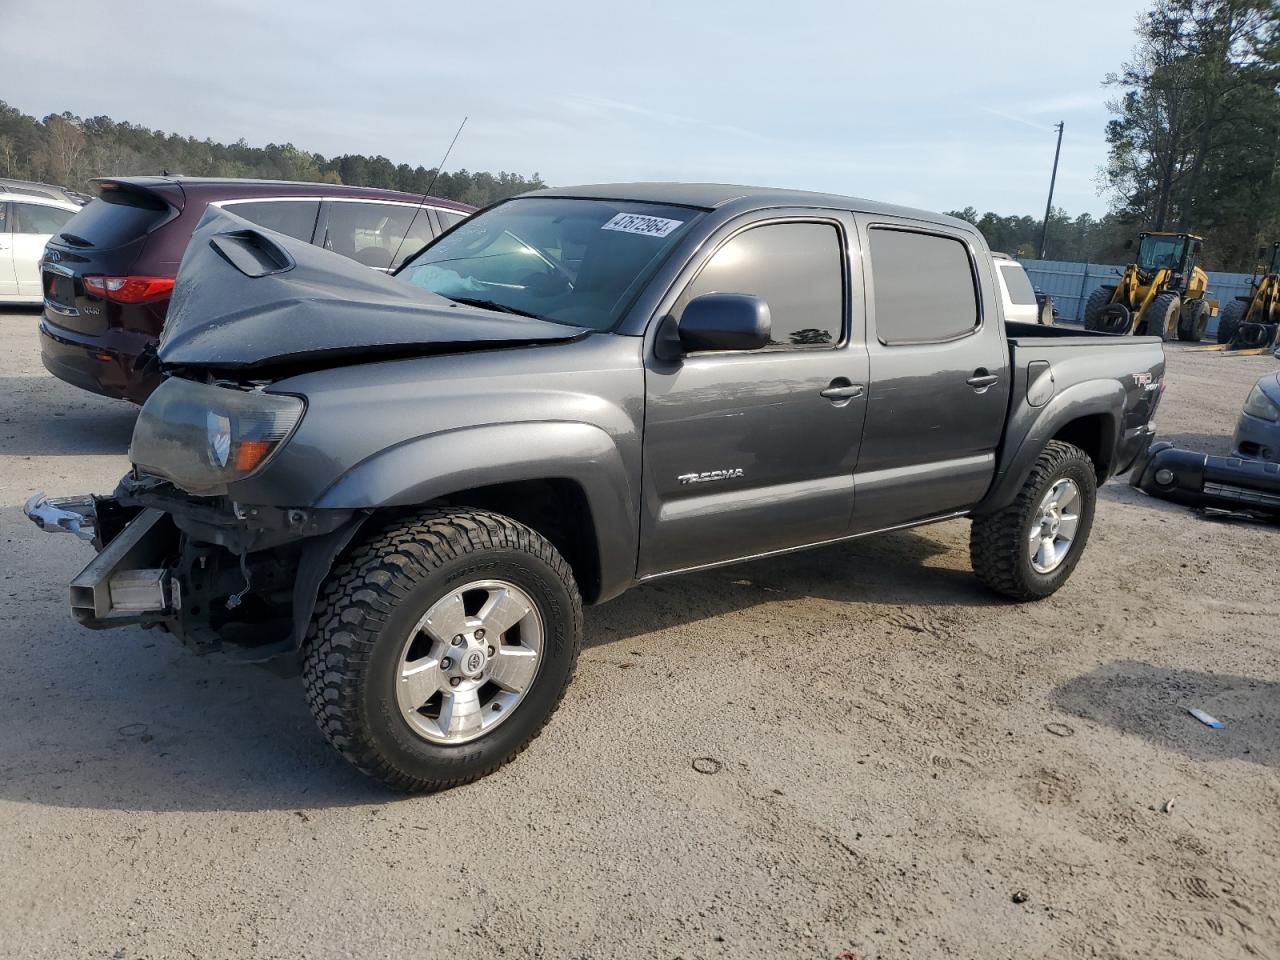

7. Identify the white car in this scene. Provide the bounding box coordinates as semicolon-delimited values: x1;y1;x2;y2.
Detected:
0;189;82;304
992;252;1052;325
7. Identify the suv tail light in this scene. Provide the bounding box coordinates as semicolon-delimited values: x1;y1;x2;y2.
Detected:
83;275;175;304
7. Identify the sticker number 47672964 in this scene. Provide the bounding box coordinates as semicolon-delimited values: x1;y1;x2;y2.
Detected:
601;212;684;238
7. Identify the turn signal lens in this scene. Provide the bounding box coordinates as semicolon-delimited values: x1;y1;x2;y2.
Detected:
84;275;175;304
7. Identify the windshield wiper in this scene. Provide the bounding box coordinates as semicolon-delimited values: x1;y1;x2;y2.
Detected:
448;296;546;321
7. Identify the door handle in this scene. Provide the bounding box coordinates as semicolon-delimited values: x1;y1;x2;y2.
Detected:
967;371;999;392
820;381;864;401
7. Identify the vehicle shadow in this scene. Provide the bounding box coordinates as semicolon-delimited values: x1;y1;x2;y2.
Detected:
0;525;1000;813
0;376;137;456
1052;660;1278;769
587;525;1000;647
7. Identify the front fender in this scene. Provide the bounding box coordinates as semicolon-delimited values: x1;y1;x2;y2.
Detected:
978;379;1123;515
314;421;638;599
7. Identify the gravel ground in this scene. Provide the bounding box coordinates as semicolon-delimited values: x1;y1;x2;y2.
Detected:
1;307;1277;960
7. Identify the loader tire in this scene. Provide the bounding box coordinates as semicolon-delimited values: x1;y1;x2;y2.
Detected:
1177;299;1209;342
1082;286;1113;331
970;440;1097;601
301;506;582;792
1144;292;1180;339
1216;299;1246;344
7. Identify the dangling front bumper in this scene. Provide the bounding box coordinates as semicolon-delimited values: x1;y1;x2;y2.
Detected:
1130;441;1280;520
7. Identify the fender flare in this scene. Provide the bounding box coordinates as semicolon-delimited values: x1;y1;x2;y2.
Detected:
312;420;638;600
977;380;1123;515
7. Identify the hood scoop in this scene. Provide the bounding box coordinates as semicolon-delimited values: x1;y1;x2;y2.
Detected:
158;207;586;372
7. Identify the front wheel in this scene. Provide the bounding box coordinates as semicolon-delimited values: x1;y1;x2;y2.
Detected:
970;441;1097;600
302;507;582;792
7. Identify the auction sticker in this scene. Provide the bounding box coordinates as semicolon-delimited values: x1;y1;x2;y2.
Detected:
601;212;684;238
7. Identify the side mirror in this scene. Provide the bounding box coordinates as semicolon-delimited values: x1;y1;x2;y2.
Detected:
675;293;771;353
1191;240;1201;254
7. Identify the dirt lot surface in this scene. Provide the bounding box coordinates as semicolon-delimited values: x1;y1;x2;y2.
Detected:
1;307;1277;960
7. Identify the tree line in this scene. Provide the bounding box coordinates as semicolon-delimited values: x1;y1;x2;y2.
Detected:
0;100;544;208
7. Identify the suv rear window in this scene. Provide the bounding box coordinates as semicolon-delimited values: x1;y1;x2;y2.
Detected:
59;188;171;248
999;262;1037;305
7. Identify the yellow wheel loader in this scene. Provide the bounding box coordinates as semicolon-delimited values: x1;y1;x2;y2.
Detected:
1216;241;1280;351
1083;232;1218;341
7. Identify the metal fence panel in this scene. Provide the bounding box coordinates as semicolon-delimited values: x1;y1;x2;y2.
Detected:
1017;258;1255;335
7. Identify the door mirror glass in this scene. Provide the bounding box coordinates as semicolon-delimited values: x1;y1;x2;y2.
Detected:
677;293;771;352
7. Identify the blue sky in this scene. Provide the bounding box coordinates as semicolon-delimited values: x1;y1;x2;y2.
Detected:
3;0;1148;217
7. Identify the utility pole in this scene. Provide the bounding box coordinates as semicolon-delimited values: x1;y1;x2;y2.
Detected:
1038;121;1064;260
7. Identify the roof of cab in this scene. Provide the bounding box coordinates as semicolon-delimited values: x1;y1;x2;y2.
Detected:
523;181;971;229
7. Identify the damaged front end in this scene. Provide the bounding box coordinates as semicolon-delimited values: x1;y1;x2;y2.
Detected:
25;475;366;660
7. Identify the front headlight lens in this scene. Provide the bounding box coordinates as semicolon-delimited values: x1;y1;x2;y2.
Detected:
130;377;304;495
1243;384;1280;422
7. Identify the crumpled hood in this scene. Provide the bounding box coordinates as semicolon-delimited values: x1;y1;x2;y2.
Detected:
158;207;586;371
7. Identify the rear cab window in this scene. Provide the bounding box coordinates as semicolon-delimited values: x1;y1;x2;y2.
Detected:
868;227;980;344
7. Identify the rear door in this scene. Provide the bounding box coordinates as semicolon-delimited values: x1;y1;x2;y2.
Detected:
639;211;869;576
0;203;17;296
852;219;1010;531
12;201;76;297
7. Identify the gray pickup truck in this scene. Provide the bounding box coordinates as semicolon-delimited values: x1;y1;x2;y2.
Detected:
26;183;1165;791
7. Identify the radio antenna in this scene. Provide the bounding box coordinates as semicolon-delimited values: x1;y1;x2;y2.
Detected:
389;115;468;271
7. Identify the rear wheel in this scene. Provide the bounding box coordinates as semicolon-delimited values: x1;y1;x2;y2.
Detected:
1217;299;1246;344
1177;299;1209;342
301;507;582;792
970;440;1097;600
1144;292;1180;339
1082;286;1113;331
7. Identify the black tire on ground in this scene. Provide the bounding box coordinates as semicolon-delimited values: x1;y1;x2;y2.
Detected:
1082;286;1113;331
969;440;1098;601
1177;299;1209;342
301;507;583;792
1144;292;1180;339
1216;299;1246;344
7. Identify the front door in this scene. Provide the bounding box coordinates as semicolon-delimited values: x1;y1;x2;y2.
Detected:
852;220;1010;531
639;214;869;577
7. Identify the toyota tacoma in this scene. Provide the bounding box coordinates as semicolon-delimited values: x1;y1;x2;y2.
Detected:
25;183;1166;791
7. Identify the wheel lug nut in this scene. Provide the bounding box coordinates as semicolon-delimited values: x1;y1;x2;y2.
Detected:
449;677;461;687
487;646;495;656
440;658;452;670
451;635;463;646
474;628;486;640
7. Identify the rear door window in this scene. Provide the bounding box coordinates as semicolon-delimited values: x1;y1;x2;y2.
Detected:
869;227;979;344
13;202;75;235
999;262;1036;305
321;201;424;270
438;209;468;229
225;199;320;243
388;205;437;270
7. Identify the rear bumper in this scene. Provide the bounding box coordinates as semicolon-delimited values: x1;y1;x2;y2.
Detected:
1131;441;1280;519
39;318;159;404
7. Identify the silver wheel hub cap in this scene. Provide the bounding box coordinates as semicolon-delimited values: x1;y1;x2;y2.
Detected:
395;579;544;745
1028;478;1081;574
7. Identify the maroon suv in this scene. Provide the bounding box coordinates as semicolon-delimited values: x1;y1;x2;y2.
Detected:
40;177;474;402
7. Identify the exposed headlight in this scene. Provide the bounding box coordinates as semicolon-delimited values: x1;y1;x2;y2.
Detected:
1243;384;1280;422
130;377;304;495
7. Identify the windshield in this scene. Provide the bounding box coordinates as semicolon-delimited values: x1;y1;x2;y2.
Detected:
1137;235;1186;273
397;197;702;330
